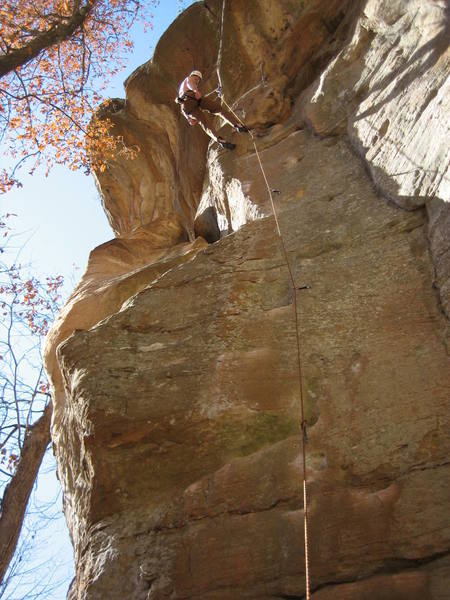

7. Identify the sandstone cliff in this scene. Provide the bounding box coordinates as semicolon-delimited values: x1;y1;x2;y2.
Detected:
44;1;450;598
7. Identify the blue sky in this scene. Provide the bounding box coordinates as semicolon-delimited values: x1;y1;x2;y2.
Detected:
1;2;195;598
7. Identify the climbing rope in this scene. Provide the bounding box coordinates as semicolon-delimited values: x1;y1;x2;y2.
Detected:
215;0;226;98
216;2;311;598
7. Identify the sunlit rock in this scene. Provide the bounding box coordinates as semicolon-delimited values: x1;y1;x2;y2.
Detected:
44;1;450;598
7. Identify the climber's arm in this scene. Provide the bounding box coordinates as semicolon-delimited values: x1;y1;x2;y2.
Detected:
186;75;202;99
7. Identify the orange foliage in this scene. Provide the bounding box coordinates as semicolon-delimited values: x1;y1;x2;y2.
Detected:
0;0;154;192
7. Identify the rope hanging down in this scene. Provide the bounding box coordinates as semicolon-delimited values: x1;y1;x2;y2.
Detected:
216;2;311;598
215;0;226;98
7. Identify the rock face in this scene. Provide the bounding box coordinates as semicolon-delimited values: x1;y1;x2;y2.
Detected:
44;1;450;599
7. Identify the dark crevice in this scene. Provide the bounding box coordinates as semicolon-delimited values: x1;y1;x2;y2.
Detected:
425;205;450;325
130;459;449;541
308;548;450;599
344;457;450;491
177;549;450;600
152;494;300;535
288;0;366;102
202;2;218;21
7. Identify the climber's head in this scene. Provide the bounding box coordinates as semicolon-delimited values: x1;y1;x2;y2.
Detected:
190;70;203;83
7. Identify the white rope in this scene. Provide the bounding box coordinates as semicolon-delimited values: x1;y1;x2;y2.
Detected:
215;6;312;596
216;0;226;96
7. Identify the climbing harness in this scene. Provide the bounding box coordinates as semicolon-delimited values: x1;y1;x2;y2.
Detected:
216;2;311;598
177;91;199;104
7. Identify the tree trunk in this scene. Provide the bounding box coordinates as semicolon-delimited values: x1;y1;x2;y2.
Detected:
0;1;95;78
0;403;52;585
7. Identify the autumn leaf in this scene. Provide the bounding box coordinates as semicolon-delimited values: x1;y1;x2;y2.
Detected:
0;0;154;191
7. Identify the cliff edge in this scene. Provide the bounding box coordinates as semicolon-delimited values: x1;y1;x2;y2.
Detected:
44;1;449;598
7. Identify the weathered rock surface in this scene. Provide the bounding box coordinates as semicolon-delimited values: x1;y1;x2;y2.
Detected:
302;0;450;317
44;212;207;433
44;1;449;599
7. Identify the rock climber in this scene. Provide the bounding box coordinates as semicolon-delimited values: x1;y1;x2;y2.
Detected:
176;70;248;150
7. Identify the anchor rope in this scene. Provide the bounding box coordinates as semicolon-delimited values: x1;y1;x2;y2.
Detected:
215;0;226;97
215;2;311;598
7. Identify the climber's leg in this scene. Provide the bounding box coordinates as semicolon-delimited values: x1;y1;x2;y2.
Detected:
182;98;218;141
200;95;248;132
182;99;235;150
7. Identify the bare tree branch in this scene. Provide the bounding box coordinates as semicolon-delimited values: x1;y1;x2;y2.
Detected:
0;402;52;584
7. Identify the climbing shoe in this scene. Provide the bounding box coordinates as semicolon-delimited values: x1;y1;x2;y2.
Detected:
217;138;236;150
234;124;249;133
